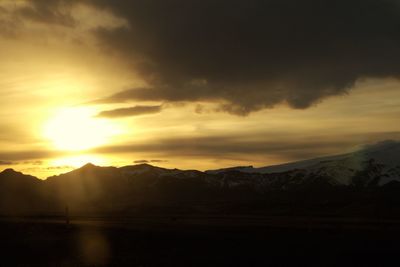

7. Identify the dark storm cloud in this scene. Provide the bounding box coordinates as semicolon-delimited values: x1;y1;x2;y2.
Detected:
6;0;400;114
97;105;162;118
87;0;400;115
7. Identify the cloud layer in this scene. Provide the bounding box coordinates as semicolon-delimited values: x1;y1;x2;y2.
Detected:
90;0;400;114
93;131;400;162
5;0;400;115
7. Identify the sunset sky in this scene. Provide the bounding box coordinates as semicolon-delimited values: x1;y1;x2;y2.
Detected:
1;0;400;178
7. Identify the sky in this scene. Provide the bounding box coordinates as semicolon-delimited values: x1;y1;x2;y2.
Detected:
1;0;400;178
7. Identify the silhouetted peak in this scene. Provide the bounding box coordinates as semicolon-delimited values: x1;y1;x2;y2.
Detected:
0;168;32;177
0;168;19;175
0;168;39;181
61;163;101;175
80;163;98;170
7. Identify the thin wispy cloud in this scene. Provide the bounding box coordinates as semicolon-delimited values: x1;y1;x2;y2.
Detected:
97;105;162;118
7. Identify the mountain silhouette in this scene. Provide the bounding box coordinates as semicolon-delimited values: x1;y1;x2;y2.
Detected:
0;169;45;214
2;140;400;216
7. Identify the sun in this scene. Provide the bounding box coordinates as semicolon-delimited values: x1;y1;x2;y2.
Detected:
44;107;120;151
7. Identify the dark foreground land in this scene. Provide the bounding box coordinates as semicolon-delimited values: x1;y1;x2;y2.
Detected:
1;216;400;266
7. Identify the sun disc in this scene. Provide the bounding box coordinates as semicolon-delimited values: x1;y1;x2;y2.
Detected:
44;107;119;151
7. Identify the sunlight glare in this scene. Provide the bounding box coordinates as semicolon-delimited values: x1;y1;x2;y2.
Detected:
51;155;107;168
44;107;121;151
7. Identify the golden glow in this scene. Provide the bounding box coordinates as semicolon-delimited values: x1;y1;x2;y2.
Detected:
51;155;107;168
44;107;121;151
1;0;400;179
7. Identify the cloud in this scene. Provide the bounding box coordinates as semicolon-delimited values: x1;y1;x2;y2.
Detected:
93;131;400;162
8;0;400;115
94;136;352;160
25;160;44;166
46;165;73;170
86;0;400;115
97;105;162;118
0;161;13;166
133;160;149;164
16;0;76;27
0;150;65;161
0;1;127;40
133;159;168;164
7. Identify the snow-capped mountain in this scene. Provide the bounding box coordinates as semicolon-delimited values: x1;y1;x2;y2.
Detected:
207;140;400;186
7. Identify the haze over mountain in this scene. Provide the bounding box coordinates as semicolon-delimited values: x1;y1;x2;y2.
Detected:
1;140;400;217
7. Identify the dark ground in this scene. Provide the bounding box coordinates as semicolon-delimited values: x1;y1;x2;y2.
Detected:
1;216;400;266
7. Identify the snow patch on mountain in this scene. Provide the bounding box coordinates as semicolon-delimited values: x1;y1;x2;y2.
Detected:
207;140;400;186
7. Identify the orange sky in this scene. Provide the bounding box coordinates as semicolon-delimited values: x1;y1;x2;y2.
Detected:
1;1;400;178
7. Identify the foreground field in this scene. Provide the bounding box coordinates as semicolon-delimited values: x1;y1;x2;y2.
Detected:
1;216;400;266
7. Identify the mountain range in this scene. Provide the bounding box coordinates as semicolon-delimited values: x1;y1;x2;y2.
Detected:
207;140;400;186
1;140;400;217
